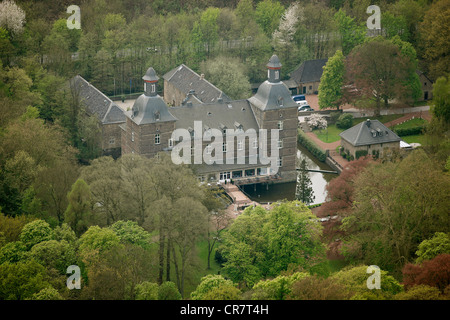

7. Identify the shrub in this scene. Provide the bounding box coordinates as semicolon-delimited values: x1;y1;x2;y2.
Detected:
355;150;368;159
336;113;354;129
402;254;450;292
297;130;327;162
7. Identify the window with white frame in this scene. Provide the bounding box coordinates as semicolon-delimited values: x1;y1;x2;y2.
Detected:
237;140;244;151
168;138;173;148
275;70;279;80
222;142;227;153
131;132;135;142
252;138;258;149
109;137;115;145
277;120;284;130
206;144;212;154
155;133;160;144
277;157;283;168
277;157;283;167
278;138;283;149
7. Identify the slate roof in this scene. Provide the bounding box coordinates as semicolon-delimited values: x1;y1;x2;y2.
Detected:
339;119;401;147
71;75;125;124
290;59;328;84
163;64;231;104
170;99;258;133
267;55;282;69
126;94;177;125
248;81;297;111
143;67;159;82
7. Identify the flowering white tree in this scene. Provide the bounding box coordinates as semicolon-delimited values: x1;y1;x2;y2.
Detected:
0;0;26;35
272;2;300;45
306;113;328;131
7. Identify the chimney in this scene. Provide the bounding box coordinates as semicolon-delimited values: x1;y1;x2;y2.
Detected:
200;74;205;80
366;119;371;127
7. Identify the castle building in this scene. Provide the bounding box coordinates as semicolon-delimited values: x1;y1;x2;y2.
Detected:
71;75;126;159
121;55;298;184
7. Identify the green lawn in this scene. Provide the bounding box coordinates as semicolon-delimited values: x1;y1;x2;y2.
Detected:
393;117;427;129
313;125;342;143
401;134;428;145
313;114;405;143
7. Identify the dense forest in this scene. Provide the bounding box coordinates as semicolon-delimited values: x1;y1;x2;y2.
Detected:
0;0;449;301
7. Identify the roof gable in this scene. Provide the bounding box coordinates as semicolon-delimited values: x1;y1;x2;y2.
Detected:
71;75;125;124
163;64;230;104
339;119;401;146
290;59;328;84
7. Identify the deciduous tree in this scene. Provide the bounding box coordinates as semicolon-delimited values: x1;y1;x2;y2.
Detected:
402;254;450;292
345;37;411;116
318;50;345;110
64;179;96;237
419;0;450;81
415;232;450;264
341;150;450;273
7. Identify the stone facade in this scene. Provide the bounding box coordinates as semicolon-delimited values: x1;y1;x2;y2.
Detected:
416;70;433;101
163;79;187;107
101;123;122;158
341;138;399;159
122;56;299;184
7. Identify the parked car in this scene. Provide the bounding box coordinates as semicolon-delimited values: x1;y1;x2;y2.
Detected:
292;94;308;106
298;105;314;112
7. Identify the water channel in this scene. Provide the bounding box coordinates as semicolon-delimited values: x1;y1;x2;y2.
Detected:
242;143;336;205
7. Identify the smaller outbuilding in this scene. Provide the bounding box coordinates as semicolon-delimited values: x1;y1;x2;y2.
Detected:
339;119;401;159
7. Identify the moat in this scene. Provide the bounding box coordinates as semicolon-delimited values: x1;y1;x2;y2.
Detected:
242;143;336;205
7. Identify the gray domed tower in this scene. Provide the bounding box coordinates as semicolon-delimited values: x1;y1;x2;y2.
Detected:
121;67;177;158
248;55;298;180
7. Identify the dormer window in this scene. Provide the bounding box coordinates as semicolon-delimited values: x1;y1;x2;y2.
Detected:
154;111;160;121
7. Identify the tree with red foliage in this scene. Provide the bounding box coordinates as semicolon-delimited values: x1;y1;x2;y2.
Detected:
317;156;372;217
402;254;450;292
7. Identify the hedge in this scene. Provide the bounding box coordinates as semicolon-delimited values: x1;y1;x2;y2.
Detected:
297;130;327;162
393;125;426;137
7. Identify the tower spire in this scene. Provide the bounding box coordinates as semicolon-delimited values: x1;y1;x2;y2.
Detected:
267;55;282;83
143;67;159;96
